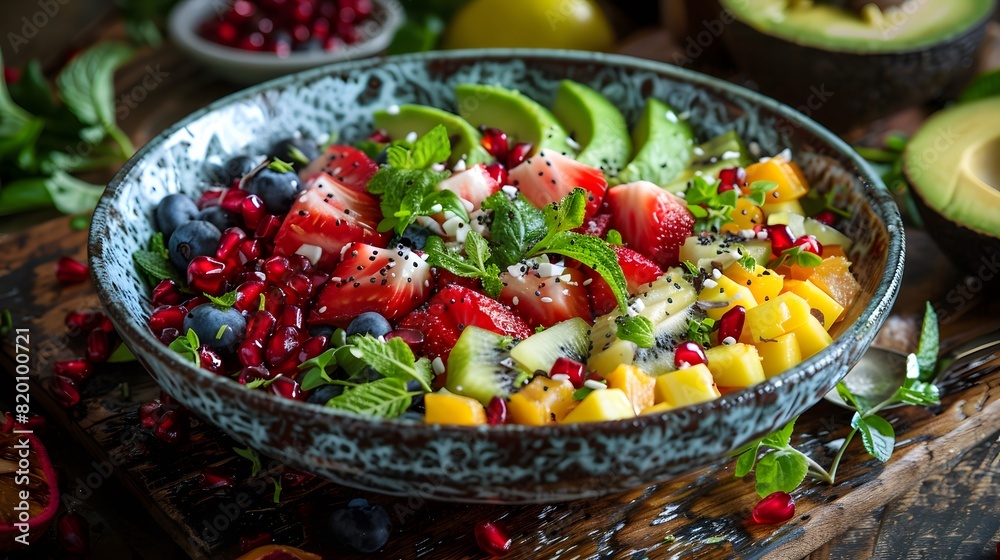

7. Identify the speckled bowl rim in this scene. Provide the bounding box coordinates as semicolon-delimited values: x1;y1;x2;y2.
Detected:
90;49;904;442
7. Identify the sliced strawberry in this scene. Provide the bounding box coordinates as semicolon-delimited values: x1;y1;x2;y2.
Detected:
498;266;592;329
398;285;533;360
298;145;378;193
507;149;607;219
435;268;482;292
606;180;694;269
309;243;434;328
587;245;664;316
436;163;501;211
273;173;388;269
574;209;612;238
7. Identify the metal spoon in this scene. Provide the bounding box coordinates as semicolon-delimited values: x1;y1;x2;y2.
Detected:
824;328;1000;410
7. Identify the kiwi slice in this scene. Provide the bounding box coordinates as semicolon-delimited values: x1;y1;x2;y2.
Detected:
632;305;700;375
509;317;591;375
678;235;772;271
445;326;519;406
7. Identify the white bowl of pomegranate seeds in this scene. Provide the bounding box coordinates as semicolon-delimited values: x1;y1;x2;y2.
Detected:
168;0;403;84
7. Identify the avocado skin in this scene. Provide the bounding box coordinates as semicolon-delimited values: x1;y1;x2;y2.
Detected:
908;178;1000;275
719;10;990;132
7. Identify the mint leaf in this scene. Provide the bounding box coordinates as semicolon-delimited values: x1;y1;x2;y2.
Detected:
168;328;200;367
56;42;134;156
386;145;411;169
573;386;594;401
205;289;238;309
272;478;283;503
898;353;940;406
762;418;796;448
365;167;458;234
915;302;939;382
615;315;654;348
107;342;136;363
737;247;756;271
530;188;588;253
298;348;338;391
754;448;808;497
541;231;628;310
480;192;547;269
233;446;262;476
851;413;895;463
348;335;433;392
685;176;737;234
133;250;181;287
287;145;310;165
836;381;870;414
735;439;760;477
268;158;295;173
424;233;503;298
686;316;715;348
411;124;451;168
605;229;623;246
326;377;414;418
745;180;777;207
245;376;279;390
43;171;107;215
149;232;168;257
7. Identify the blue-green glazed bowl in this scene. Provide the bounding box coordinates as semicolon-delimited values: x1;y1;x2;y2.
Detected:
89;50;904;503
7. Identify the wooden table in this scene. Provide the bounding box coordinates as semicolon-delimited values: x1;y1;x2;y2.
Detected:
2;13;999;560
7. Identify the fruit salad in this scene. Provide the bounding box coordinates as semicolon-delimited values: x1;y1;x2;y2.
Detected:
137;81;861;425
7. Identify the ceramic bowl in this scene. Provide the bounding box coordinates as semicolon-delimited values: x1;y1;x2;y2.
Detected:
89;50;904;504
167;0;403;85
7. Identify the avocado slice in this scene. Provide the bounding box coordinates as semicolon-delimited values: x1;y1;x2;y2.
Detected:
615;98;694;187
454;84;577;157
373;105;491;166
903;97;1000;273
656;130;751;194
551;80;631;178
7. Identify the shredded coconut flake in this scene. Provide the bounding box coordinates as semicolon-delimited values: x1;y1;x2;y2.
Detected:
584;380;607;390
386;104;400;115
501;185;518;198
405;131;418;143
432;357;445;375
722;336;737;346
550;374;571;382
703;278;718;289
540;296;553;303
453;159;467;172
565;137;581;150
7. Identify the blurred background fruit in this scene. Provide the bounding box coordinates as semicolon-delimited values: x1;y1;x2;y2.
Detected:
441;0;614;51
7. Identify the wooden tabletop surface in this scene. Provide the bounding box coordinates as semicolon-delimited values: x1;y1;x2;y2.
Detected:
1;6;999;559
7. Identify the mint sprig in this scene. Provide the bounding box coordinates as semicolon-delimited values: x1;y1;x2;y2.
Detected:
133;232;180;287
479;192;547;269
233;446;262;476
686;316;715;348
615;315;655;348
685;176;737;234
326;377;416;418
770;245;823;269
743;180;778;207
366;167;466;234
424;232;504;298
386;124;451;170
347;335;434;392
205;289;238;309
167;328;200;367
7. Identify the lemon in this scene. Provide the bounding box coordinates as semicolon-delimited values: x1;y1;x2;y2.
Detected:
442;0;615;51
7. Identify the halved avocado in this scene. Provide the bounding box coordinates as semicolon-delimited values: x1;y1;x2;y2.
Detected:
718;0;994;130
903;97;1000;273
373;104;491;166
551;80;632;178
454;84;578;157
615;98;694;187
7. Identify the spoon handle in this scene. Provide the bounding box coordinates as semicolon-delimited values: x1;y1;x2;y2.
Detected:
937;326;1000;377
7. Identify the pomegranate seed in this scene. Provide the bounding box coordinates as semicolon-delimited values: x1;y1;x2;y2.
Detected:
812;210;836;226
65;310;113;337
296;336;328;363
231;0;255;21
277;305;305;330
674;341;707;368
187;256;228;295
240;311;276;367
235;270;268;285
199;346;225;374
87;328;111;362
153;409;189;444
51;375;80;408
215;227;247;261
235;281;267;313
717;306;746;344
385;328;424;345
475;520;512;556
311;272;330;291
286;273;314;300
139;400;164;428
549;357;586;388
221;188;247;213
367;129;390;143
55;358;93;383
57;512;90;554
270;375;304;400
752;492;795;524
149;305;188;335
240;532;273;553
199;467;236;491
239;32;267;51
485;397;507;425
255;214;282;241
239;238;263;263
286;254;312;273
263;256;291;283
266;326;303;366
239;365;273;384
792;235;823;256
242;194;267;230
198;188;226;208
55;256;90;284
766;224;796;254
481;127;509;157
264;285;286;316
717;167;747;193
505;142;533;168
485;162;508;186
152;279;186;306
158;327;181;345
281;468;313;487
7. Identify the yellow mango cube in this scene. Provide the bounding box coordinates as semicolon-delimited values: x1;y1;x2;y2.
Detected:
782;279;845;329
745;158;809;202
604;364;656;415
789;314;833;359
761;198;805;218
562;388;635;423
653;364;722;408
724;261;784;304
507;376;576;426
746;292;812;342
755;332;802;378
699;275;758;321
424;393;487;426
705;343;766;388
808;256;861;314
641;402;674;415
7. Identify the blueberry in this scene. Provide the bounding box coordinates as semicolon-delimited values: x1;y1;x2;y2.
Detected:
306;384;344;405
244;168;304;214
155;194;199;240
203;155;227;184
308;324;336;340
374;147;388;165
222;155;259;185
182;304;246;353
296;38;323;53
196;206;237;231
346;312;392;338
392;224;433;250
168;220;221;272
329;499;391;553
268;136;320;170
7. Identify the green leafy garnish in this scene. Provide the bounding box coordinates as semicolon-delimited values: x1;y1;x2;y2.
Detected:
107;342;137;363
0;309;11;337
233;446;262;476
615;315;655;348
424;233;504;298
298;348;338;392
326;377;415;418
268;158;295;173
479;192;548;269
366;167;465;234
133;232;180;287
915;302;939;382
205;289;238;309
686;316;715;348
347;335;433;392
770;245;823;269
798;185;853;221
286;145;310;166
245;376;279;390
386;124;451;170
958;67;1000;103
605;229;623;246
167;328;200;367
743;180;778;207
272;478;283;503
685;176;737;234
736;247;756;271
572;387;594;401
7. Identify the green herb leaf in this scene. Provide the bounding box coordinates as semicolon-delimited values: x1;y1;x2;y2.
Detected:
55;42;135;156
287;145;310;165
754;448;808;497
107;342;137;362
684;176;737;234
480;192;547;269
915;302;939;382
605;229;623;246
272;478;283;503
686;316;715;348
298;348;338;391
133;249;180;287
0;309;12;336
734;439;760;477
573;386;594;401
897;353;940;406
762;417;796;449
167;328;200;367
354;140;386;160
205;289;238;309
233;446;262;476
745;180;777;207
540;231;628;311
411;124;451;169
836;381;870;415
326;377;414;418
424;233;503;298
365;167;458;234
348;335;433;392
737;247;756;272
851;412;895;463
245;376;279;390
268;158;295;173
615;315;655;348
43;171;107;215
